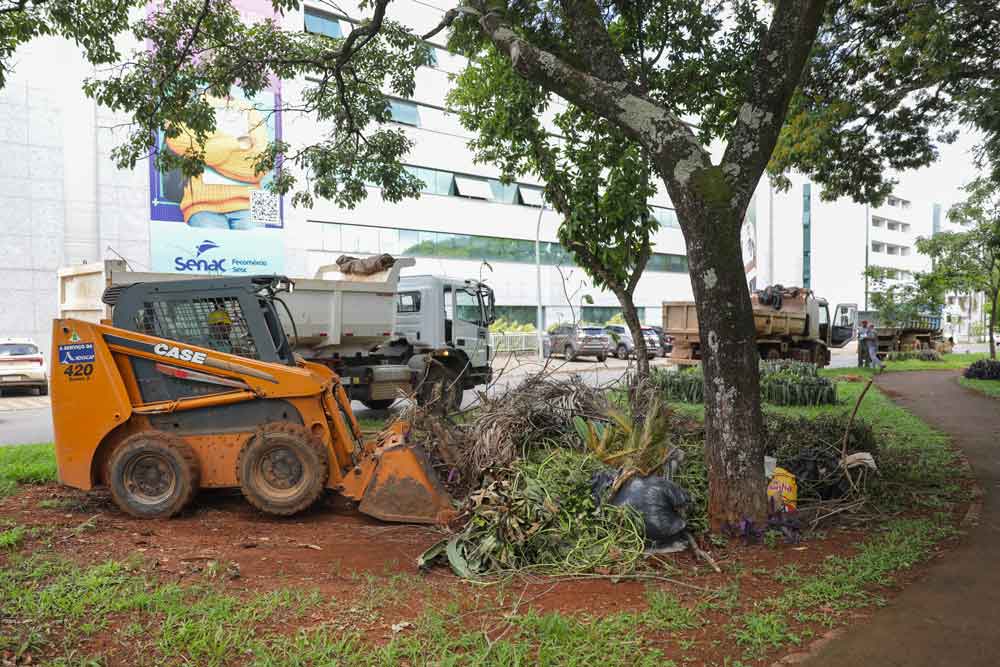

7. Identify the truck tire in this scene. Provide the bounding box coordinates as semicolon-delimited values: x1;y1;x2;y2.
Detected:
107;432;200;519
361;399;395;411
237;423;329;516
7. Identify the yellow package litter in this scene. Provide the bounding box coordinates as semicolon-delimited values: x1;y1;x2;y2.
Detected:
767;467;798;512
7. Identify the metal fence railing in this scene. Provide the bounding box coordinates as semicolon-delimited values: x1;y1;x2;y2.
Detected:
489;331;539;354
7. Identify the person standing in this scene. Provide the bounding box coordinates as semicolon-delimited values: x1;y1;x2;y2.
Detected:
864;321;883;372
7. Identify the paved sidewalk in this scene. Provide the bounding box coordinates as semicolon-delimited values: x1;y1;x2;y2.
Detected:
806;371;1000;666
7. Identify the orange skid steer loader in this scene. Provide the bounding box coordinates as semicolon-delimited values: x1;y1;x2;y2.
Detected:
50;275;453;522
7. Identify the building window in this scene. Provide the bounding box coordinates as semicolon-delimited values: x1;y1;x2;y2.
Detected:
871;242;884;253
489;179;519;204
315;222;687;273
519;185;545;207
887;221;899;231
871;217;884;228
304;8;343;38
900;246;910;256
650;206;680;228
405;166;454;195
453;175;493;200
900;223;911;232
388;99;420;126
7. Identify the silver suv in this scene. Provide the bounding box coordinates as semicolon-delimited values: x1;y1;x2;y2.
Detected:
547;324;610;362
604;325;660;360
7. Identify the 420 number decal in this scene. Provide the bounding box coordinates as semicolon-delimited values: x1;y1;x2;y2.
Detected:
63;363;94;380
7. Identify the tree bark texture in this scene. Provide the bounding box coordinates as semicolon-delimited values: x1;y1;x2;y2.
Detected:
678;205;767;532
614;287;650;377
990;287;998;360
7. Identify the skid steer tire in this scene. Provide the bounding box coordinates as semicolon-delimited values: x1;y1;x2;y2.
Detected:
237;423;329;516
107;432;200;519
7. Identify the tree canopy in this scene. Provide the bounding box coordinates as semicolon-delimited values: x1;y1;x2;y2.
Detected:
919;176;1000;357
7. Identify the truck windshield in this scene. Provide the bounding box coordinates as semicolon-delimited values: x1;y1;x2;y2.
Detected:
456;288;484;325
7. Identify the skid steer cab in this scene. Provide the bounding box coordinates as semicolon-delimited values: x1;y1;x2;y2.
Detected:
49;275;452;523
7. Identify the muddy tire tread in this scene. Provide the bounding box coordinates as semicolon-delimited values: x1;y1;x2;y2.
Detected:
236;422;329;517
107;431;200;519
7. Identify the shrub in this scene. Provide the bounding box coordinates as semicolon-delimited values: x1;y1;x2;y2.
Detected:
886;349;942;362
964;359;1000;380
763;412;878;460
651;367;704;403
652;360;838;406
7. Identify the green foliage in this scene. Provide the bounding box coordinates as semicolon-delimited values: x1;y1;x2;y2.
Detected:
923;176;1000;357
0;525;26;551
0;443;56;498
489;316;536;333
572;395;674;474
652;361;838;407
423;450;646;578
0;1;136;90
770;1;999;203
864;266;945;328
886;349;942;362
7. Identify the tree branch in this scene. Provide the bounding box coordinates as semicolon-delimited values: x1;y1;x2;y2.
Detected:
473;4;710;191
722;0;828;203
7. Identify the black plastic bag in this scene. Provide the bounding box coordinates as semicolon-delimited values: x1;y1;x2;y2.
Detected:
591;470;691;547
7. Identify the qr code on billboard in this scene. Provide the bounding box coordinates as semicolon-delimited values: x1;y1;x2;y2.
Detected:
250;190;279;226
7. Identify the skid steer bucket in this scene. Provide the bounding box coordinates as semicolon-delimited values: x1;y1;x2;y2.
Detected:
349;430;455;525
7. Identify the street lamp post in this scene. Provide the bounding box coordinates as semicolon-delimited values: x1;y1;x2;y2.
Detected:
535;203;546;361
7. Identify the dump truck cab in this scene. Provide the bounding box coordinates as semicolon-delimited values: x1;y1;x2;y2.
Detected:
50;275;452;523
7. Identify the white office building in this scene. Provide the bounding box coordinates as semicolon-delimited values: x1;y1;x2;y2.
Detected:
0;0;982;354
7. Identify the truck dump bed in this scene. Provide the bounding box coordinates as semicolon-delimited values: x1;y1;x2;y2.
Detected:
662;300;810;360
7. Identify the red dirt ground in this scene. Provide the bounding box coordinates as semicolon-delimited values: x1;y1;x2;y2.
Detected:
0;478;967;666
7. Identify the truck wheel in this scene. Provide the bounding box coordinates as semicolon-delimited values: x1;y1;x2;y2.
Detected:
237;423;329;516
37;383;48;397
616;344;629;360
564;345;577;362
765;348;782;361
361;399;395;411
107;432;200;519
596;353;607;363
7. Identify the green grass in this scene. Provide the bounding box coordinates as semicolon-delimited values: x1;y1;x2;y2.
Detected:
0;443;56;498
0;515;955;666
958;376;1000;399
881;352;986;372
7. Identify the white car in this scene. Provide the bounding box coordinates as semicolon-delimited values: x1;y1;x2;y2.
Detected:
0;338;48;396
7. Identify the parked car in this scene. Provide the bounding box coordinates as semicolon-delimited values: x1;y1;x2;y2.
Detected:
604;325;660;360
547;324;610;361
0;338;48;396
648;325;674;355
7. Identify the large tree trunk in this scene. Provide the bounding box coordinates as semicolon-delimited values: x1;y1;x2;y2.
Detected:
614;288;650;377
681;206;768;533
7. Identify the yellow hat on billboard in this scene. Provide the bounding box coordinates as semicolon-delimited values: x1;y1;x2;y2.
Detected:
207;310;232;326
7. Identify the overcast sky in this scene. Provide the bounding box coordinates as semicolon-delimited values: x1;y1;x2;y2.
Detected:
894;126;985;210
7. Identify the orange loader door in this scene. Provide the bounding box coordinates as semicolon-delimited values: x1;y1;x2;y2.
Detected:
50;319;135;489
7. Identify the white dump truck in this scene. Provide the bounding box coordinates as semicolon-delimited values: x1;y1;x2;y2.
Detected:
57;259;495;410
